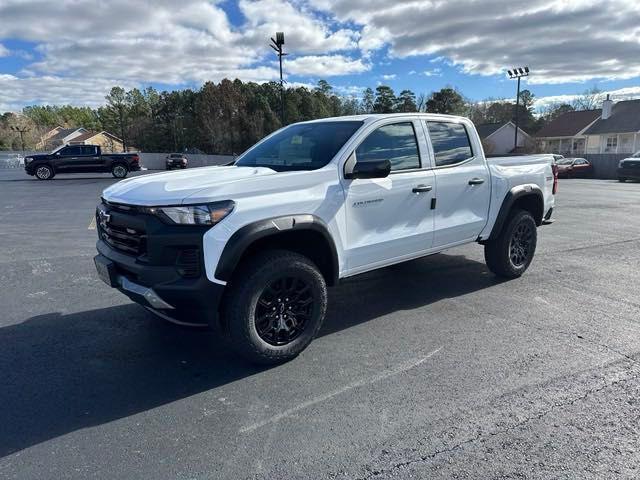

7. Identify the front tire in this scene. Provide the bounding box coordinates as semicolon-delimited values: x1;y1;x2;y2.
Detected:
484;209;537;278
223;250;328;364
35;165;54;180
111;164;128;178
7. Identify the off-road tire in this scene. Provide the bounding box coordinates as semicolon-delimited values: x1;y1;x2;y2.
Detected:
484;209;537;278
223;250;327;365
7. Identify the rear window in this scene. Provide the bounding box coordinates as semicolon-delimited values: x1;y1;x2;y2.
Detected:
426;121;474;166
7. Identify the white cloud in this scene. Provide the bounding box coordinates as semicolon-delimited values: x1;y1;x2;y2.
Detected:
285;55;369;76
239;0;358;54
308;0;640;84
0;74;136;112
422;68;442;77
533;86;640;111
0;43;9;57
381;74;396;80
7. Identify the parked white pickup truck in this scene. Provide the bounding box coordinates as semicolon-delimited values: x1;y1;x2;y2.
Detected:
94;113;556;363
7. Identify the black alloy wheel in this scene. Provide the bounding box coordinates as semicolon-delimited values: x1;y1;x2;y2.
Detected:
509;221;534;268
254;276;314;346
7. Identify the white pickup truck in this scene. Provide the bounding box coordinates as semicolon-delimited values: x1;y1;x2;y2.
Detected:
94;113;556;363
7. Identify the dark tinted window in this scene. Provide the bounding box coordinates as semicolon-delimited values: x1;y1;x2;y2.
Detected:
236;121;363;172
81;145;97;155
426;121;473;166
61;146;82;156
356;122;420;171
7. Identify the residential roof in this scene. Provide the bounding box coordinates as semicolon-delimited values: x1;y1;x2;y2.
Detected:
536;109;601;138
68;131;97;143
67;130;123;144
584;99;640;135
475;123;504;139
49;127;83;142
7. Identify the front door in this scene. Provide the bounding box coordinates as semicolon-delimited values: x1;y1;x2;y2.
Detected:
342;120;436;274
55;145;84;172
425;120;491;247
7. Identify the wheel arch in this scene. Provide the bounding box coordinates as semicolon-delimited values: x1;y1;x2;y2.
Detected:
486;185;544;241
215;215;340;287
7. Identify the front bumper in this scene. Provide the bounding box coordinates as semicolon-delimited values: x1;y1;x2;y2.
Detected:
94;201;224;326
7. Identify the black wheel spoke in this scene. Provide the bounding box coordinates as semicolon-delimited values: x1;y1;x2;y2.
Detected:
254;275;315;346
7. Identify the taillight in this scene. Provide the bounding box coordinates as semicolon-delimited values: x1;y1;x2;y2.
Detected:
552;163;558;195
131;154;140;163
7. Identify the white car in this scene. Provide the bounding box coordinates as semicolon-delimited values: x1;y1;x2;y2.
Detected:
94;113;557;363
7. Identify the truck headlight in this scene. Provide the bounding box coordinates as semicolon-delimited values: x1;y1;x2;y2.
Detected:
24;157;33;164
149;200;234;225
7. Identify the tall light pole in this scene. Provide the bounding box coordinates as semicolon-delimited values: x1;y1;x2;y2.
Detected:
507;66;529;152
10;125;29;152
270;32;287;126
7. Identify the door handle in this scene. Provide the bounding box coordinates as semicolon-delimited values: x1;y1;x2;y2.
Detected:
412;184;433;193
468;178;485;185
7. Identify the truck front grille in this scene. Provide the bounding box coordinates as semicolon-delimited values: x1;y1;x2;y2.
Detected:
99;220;147;256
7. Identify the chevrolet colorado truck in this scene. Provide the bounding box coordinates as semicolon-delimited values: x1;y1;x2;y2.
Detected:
25;144;141;180
94;114;556;363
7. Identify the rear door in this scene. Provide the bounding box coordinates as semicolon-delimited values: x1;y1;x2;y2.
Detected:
425;120;491;248
80;145;103;170
342;120;436;273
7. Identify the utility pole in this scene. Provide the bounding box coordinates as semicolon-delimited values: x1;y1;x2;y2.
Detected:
508;67;529;152
270;32;287;126
10;125;29;152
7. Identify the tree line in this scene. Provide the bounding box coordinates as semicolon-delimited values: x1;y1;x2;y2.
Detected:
0;79;603;153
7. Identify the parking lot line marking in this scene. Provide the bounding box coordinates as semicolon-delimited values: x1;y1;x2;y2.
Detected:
88;216;96;230
239;346;443;434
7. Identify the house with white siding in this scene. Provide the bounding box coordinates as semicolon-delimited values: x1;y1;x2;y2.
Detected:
476;121;533;155
583;97;640;154
537;96;640;155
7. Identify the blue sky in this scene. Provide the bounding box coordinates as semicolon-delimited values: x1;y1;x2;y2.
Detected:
1;0;639;112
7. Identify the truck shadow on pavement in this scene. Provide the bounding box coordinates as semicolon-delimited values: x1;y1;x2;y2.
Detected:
0;252;503;457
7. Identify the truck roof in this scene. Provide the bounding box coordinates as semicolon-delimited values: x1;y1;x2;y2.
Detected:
299;112;468;125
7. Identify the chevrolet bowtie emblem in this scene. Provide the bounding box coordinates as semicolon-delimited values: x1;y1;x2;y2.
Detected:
99;210;111;223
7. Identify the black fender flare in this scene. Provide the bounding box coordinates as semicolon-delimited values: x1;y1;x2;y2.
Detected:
214;214;339;284
486;185;544;241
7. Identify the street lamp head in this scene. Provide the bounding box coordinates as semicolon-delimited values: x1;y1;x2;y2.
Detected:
276;31;285;46
524;66;530;73
507;70;513;77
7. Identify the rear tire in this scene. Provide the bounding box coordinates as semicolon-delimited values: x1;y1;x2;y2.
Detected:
484;209;537;278
223;250;328;365
111;164;128;178
35;165;54;180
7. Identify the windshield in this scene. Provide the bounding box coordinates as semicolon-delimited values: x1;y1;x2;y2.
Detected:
632;151;640;158
235;121;363;172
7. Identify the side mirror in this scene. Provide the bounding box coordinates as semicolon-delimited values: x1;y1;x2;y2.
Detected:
344;153;391;179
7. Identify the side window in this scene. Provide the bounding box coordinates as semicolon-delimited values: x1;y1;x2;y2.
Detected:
81;145;97;155
426;121;474;167
356;122;420;171
62;146;82;156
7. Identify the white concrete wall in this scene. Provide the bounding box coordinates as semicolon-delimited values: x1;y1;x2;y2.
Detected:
138;153;236;170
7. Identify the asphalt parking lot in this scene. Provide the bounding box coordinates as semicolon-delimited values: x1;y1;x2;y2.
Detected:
1;169;639;479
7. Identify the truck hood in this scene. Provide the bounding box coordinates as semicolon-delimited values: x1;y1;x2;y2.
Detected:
102;166;280;205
